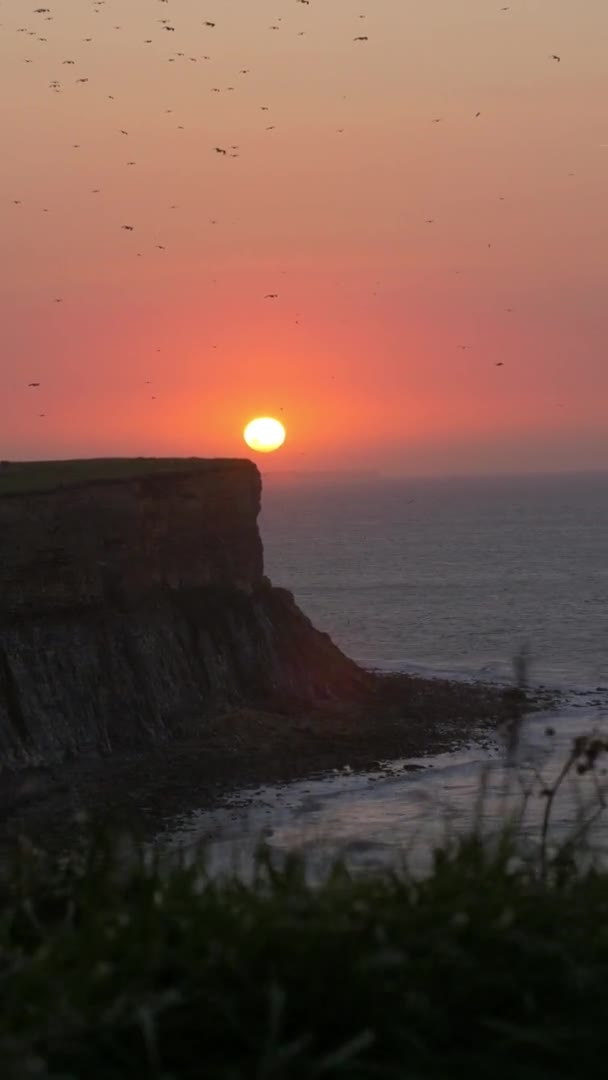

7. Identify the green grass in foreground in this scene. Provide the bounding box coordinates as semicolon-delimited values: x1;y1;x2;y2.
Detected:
2;824;608;1079
0;457;247;496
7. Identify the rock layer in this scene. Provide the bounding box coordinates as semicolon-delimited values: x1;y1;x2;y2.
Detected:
0;460;363;772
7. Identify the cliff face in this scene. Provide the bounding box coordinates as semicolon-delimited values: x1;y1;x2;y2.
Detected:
0;461;263;613
0;460;362;772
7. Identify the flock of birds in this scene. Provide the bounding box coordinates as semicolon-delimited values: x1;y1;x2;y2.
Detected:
4;2;568;415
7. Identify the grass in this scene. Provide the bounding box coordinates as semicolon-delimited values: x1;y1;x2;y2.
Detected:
2;738;608;1080
0;457;250;497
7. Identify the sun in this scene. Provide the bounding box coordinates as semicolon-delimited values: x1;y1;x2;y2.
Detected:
243;416;286;453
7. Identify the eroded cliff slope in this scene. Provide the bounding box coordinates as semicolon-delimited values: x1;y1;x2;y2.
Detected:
0;459;363;771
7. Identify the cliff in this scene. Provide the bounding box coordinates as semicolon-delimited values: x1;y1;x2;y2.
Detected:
0;459;364;772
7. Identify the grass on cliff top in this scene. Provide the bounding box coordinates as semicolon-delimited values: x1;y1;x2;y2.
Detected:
0;457;250;496
2;732;608;1080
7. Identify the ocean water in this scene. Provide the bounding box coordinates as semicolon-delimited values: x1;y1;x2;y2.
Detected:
162;472;608;874
260;471;608;689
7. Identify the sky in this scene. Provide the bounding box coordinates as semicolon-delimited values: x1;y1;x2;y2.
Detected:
1;0;607;475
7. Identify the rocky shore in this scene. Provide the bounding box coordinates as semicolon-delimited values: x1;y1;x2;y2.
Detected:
0;673;553;850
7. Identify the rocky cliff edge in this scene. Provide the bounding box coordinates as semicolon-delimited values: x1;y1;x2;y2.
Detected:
0;459;365;771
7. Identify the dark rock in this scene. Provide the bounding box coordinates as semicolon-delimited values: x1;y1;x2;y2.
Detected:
0;460;364;773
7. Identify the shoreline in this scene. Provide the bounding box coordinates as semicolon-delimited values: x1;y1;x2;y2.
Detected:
0;673;556;852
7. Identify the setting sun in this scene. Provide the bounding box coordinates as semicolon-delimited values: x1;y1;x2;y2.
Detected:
243;417;286;454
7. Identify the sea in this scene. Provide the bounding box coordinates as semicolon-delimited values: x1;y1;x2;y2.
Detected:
163;472;608;875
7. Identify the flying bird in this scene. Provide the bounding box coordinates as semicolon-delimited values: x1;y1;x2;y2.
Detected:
550;54;561;62
121;224;134;230
213;146;227;154
353;36;368;41
265;293;278;299
28;382;40;387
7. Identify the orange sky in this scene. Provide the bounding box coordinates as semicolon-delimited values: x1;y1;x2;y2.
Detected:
1;0;607;474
